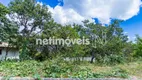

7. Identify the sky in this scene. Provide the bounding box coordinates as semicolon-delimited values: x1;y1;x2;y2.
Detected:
0;0;142;41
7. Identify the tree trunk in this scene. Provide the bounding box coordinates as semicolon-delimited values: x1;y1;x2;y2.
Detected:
90;51;95;63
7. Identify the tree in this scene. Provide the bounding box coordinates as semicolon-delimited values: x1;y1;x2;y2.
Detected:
36;23;87;61
0;3;9;41
1;0;131;62
77;20;128;63
134;35;142;57
0;3;19;60
8;0;52;60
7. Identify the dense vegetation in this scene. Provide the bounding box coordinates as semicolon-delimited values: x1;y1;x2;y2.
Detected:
0;0;142;79
0;58;142;79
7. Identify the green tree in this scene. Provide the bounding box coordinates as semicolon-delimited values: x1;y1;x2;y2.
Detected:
134;35;142;57
0;3;19;60
8;0;52;60
0;3;9;41
78;20;128;63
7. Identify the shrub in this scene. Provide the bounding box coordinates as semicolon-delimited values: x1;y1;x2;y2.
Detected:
96;54;126;65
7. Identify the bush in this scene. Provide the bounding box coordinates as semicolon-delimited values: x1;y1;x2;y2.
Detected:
96;54;126;65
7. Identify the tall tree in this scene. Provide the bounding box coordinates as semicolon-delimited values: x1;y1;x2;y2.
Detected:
78;20;128;63
0;3;19;60
8;0;52;60
0;3;9;41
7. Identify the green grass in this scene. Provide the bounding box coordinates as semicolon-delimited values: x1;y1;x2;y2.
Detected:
0;59;141;79
79;61;142;79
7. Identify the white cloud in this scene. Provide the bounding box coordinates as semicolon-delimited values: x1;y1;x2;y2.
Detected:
1;0;141;25
48;6;86;25
48;0;142;25
124;32;128;34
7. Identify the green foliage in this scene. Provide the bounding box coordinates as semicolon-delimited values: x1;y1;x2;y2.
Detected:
110;67;129;78
33;73;41;80
0;59;130;79
0;0;142;75
96;54;126;65
0;60;42;77
0;0;132;62
1;0;142;79
7;0;52;60
77;20;129;63
0;3;9;19
133;35;142;57
0;3;10;41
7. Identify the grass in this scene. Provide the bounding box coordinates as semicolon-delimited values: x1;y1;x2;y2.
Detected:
79;61;142;78
117;61;142;78
0;59;141;79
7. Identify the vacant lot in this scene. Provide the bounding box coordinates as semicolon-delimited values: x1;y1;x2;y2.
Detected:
0;59;141;79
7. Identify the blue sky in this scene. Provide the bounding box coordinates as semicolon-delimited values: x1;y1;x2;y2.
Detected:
121;7;142;41
38;0;142;41
0;0;142;41
37;0;59;7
